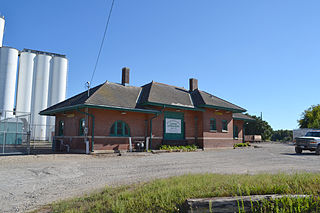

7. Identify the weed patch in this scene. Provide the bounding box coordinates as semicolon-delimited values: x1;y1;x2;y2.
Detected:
159;145;197;152
234;142;251;148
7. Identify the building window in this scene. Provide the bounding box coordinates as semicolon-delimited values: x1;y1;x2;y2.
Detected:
58;121;64;136
110;121;130;136
233;125;239;139
222;120;228;132
210;118;216;131
79;118;85;136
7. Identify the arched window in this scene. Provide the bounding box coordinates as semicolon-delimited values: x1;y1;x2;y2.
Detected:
110;121;130;136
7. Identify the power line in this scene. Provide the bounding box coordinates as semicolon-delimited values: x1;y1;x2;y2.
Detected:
90;0;116;85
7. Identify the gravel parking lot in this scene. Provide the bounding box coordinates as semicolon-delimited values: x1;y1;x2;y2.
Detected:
1;142;320;212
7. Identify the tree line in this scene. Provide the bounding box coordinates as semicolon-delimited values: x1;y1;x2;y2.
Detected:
244;114;292;142
244;104;320;142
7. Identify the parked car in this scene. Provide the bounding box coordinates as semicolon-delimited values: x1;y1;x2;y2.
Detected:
295;131;320;155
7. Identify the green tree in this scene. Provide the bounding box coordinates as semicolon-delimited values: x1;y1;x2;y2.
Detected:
299;105;320;128
244;114;273;141
271;130;293;142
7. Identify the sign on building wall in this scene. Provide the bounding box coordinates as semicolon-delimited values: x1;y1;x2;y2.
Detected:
165;118;181;134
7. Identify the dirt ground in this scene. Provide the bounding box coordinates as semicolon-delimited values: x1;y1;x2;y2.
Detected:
1;142;320;213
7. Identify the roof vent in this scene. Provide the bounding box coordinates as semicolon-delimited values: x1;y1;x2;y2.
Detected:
189;78;198;91
121;67;130;86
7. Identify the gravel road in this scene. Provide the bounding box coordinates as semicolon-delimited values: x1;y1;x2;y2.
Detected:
1;142;320;212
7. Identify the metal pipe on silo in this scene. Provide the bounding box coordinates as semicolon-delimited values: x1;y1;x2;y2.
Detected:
30;54;52;141
0;16;5;47
15;51;36;116
0;47;19;118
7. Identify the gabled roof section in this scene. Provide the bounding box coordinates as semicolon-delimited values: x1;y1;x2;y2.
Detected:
138;82;152;104
86;81;141;108
40;83;104;113
40;81;158;115
233;113;255;121
140;81;195;109
191;89;246;112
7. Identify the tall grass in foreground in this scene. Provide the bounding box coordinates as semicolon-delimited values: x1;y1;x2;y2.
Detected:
251;196;320;213
45;173;320;213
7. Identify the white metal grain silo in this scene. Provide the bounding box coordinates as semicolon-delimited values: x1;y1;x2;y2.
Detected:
48;56;68;106
15;51;36;116
31;54;52;140
47;56;68;140
0;47;18;119
0;16;5;47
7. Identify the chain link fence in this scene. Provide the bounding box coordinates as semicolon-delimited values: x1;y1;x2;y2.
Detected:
0;110;57;155
0;111;31;155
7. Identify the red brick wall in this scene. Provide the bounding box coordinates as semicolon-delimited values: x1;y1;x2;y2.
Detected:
91;108;148;150
53;107;245;152
148;108;202;148
201;109;237;149
55;108;149;151
55;110;88;152
233;120;244;141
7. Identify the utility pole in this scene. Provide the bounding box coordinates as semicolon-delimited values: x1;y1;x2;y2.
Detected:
84;82;90;154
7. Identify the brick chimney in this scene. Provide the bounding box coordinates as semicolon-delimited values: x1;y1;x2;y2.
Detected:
121;67;130;85
189;78;198;91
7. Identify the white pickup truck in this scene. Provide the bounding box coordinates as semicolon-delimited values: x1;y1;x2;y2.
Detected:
295;131;320;155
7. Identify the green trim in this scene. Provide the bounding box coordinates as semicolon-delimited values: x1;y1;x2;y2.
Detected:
164;111;184;118
142;101;205;112
40;104;159;116
198;104;246;113
110;120;130;137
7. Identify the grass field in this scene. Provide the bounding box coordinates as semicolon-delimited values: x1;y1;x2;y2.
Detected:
38;173;320;213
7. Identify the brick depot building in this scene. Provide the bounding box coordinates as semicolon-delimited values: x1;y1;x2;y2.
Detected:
40;68;254;153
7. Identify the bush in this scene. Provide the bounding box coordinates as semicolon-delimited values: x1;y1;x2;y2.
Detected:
233;142;250;148
159;144;197;152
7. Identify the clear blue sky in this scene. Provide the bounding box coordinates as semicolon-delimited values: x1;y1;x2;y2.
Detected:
2;0;320;130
